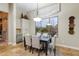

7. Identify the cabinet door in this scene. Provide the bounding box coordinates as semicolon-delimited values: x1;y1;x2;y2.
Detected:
16;19;21;28
22;19;29;36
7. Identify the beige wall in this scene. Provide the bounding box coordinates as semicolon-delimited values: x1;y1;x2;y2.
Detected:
57;3;79;49
0;3;8;12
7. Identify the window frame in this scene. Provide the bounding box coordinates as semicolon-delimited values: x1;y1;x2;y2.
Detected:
35;16;58;35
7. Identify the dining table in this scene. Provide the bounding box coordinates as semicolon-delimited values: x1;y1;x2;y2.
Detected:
40;36;51;55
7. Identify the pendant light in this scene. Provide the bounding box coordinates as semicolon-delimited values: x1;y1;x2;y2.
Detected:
33;3;42;22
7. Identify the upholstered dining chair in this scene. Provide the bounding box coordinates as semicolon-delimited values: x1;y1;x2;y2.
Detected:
42;33;48;37
31;35;42;56
25;34;32;52
48;34;57;56
36;32;41;37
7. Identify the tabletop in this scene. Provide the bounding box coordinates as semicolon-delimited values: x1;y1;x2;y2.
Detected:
40;36;51;42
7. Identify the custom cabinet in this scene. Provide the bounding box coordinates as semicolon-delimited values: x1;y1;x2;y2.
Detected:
16;19;21;28
22;19;30;37
16;19;22;43
16;19;30;43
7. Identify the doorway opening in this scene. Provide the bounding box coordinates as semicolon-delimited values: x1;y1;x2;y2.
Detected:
0;11;8;46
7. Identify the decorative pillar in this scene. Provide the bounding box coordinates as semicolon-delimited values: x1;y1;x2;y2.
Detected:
8;3;16;45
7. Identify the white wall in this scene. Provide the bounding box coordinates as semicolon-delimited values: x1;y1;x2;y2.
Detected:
0;3;8;12
57;3;79;49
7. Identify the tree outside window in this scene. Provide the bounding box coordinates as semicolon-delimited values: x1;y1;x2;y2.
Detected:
36;16;58;36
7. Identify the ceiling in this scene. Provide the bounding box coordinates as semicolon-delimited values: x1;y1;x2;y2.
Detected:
16;3;60;19
16;3;56;12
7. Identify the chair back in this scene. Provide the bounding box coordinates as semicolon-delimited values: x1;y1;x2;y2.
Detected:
51;35;57;48
32;35;40;49
36;32;41;37
42;33;48;37
25;35;31;46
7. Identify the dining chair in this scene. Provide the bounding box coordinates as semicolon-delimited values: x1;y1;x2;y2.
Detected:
36;32;41;37
48;34;57;56
32;35;42;56
25;34;32;52
42;33;48;37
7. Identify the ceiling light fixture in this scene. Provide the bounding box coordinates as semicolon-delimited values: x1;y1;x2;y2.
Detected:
33;3;42;22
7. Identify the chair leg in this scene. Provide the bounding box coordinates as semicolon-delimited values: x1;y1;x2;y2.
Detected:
31;47;33;53
53;48;56;56
24;37;26;47
38;49;40;56
29;46;31;52
25;45;27;50
49;47;52;54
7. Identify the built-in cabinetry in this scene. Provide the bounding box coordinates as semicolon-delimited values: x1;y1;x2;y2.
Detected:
22;19;30;37
16;19;22;43
16;18;30;43
16;33;22;43
16;19;21;29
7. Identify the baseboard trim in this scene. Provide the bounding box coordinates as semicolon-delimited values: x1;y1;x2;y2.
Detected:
8;42;12;45
56;44;79;51
8;42;16;46
12;43;16;46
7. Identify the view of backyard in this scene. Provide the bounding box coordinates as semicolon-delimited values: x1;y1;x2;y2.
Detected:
36;16;58;36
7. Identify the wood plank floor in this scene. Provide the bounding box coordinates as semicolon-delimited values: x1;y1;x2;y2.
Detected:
56;46;79;56
0;43;52;56
0;43;79;56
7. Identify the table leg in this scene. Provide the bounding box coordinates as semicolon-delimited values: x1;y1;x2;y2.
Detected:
46;42;48;56
24;37;26;50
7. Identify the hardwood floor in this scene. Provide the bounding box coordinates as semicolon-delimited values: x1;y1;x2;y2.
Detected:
0;43;49;56
0;43;79;56
56;45;79;56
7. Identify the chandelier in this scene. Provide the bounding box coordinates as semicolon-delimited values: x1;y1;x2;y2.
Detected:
33;3;42;22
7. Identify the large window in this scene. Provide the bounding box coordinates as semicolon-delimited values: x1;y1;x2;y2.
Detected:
36;16;58;36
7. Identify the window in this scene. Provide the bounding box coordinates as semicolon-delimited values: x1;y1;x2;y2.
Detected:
36;16;58;36
41;18;49;28
50;16;58;27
